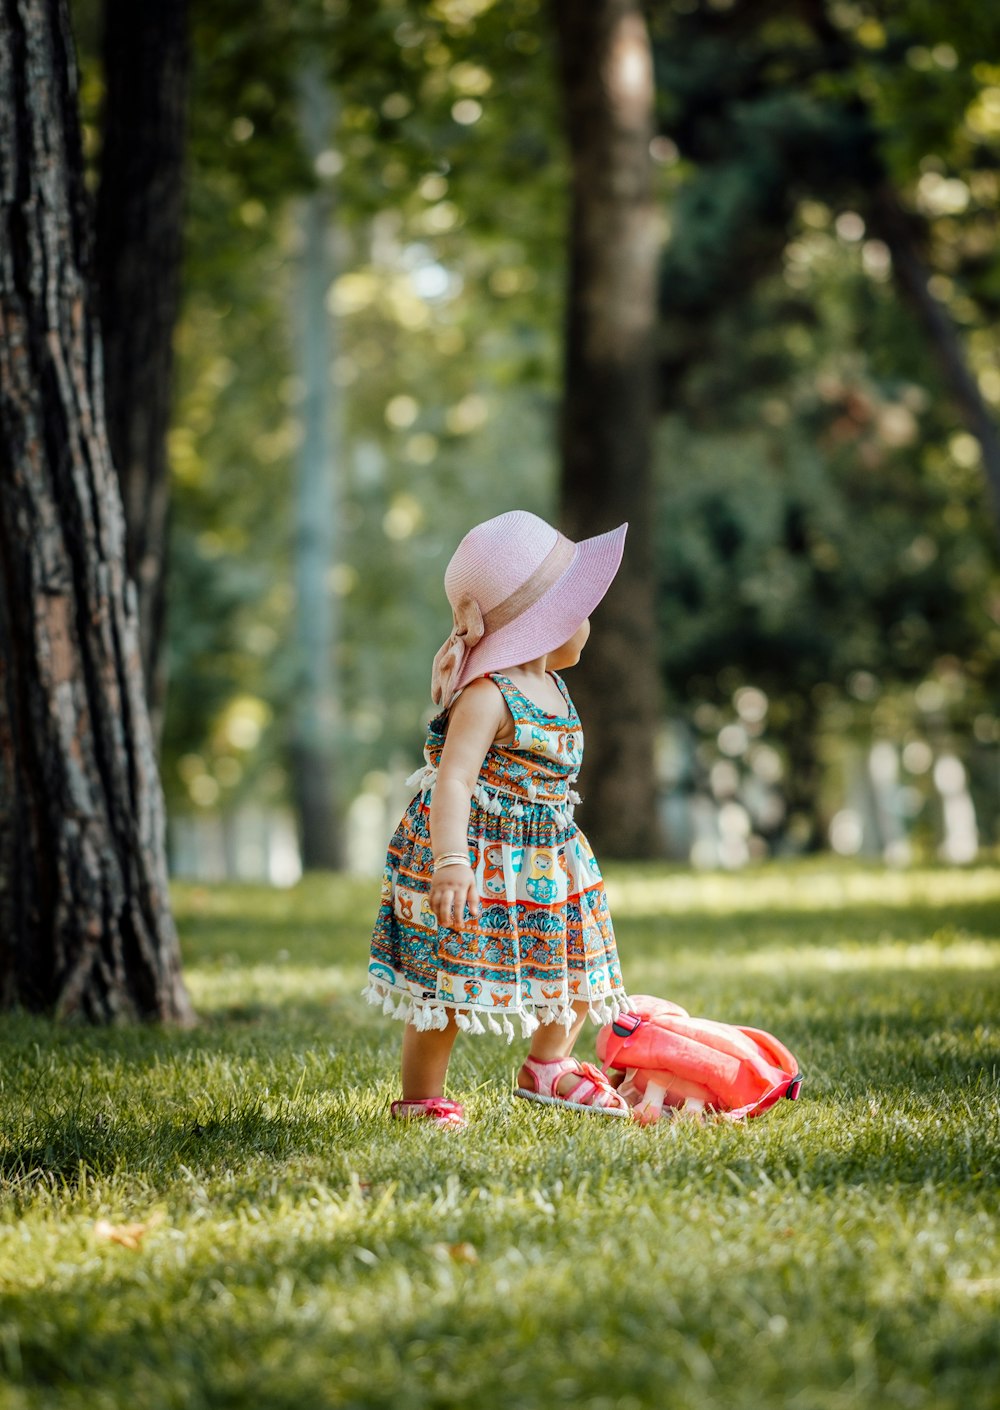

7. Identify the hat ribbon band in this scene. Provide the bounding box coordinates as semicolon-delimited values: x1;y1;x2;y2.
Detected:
481;533;576;634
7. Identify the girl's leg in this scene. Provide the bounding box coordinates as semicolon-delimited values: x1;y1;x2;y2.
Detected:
401;1014;460;1100
516;1001;589;1097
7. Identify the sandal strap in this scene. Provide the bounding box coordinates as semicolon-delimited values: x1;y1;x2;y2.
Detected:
519;1056;578;1097
390;1098;466;1128
560;1061;627;1110
521;1056;629;1113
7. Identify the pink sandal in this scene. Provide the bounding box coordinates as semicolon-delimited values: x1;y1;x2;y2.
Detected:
514;1056;630;1117
390;1098;467;1130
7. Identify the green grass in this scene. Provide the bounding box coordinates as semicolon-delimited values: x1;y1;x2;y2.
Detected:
1;861;998;1410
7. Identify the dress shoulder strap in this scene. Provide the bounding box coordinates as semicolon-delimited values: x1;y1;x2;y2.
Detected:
549;671;576;716
486;672;577;723
485;672;526;717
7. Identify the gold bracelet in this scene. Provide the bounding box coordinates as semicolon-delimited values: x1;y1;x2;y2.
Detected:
433;852;471;872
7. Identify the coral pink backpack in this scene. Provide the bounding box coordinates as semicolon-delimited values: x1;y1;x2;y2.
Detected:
596;994;802;1125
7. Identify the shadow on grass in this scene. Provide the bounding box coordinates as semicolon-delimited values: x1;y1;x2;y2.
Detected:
0;1101;382;1208
0;1021;386;1199
0;1103;327;1194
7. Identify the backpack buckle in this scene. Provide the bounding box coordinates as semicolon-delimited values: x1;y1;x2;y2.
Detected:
612;1011;642;1039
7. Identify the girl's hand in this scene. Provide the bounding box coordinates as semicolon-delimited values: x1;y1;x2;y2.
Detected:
429;864;479;927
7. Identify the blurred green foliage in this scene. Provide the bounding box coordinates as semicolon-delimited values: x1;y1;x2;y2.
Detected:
152;0;566;817
73;0;1000;853
648;0;1000;847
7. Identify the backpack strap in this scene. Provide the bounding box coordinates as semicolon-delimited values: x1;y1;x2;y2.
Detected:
601;1010;643;1074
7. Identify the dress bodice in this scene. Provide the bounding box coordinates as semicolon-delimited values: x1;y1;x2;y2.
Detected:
423;672;582;805
370;667;629;1039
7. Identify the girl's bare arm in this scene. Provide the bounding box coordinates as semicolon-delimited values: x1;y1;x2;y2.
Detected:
428;678;507;926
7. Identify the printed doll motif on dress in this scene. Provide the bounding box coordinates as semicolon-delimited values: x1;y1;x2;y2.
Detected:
373;509;635;1128
365;671;632;1040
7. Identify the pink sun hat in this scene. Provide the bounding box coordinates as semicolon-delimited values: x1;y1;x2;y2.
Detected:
430;510;627;707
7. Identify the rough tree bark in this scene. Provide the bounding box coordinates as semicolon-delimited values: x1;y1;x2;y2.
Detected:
551;0;664;858
95;0;189;737
0;0;194;1022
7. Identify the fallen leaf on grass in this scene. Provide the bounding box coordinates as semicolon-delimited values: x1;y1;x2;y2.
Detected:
93;1212;165;1251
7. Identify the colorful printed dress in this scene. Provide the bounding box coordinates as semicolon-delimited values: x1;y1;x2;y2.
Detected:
365;672;632;1041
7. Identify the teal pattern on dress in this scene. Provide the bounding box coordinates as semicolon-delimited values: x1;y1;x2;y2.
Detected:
364;673;631;1041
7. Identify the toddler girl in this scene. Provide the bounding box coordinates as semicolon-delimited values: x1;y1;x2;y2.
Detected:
365;509;634;1127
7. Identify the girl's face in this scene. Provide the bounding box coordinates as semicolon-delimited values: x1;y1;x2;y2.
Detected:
548;618;590;669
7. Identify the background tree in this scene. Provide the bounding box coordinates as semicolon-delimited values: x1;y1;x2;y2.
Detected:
65;0;999;871
291;57;341;870
646;0;1000;537
552;0;664;858
95;0;189;732
152;0;570;856
645;0;1000;851
0;0;192;1021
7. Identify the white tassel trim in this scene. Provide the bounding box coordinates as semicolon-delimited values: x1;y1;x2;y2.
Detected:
399;772;576;824
401;754;582;818
361;979;383;1006
363;976;633;1039
518;1009;540;1039
530;1000;576;1031
405;762;438;796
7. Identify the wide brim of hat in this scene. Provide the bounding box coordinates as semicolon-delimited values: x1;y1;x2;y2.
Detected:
454;522;627;692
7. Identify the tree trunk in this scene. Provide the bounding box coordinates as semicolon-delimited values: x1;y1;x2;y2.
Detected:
551;0;664;858
867;183;1000;540
94;0;189;739
0;0;194;1023
782;696;824;854
290;61;341;871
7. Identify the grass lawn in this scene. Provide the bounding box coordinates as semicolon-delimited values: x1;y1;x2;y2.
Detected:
1;860;998;1409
